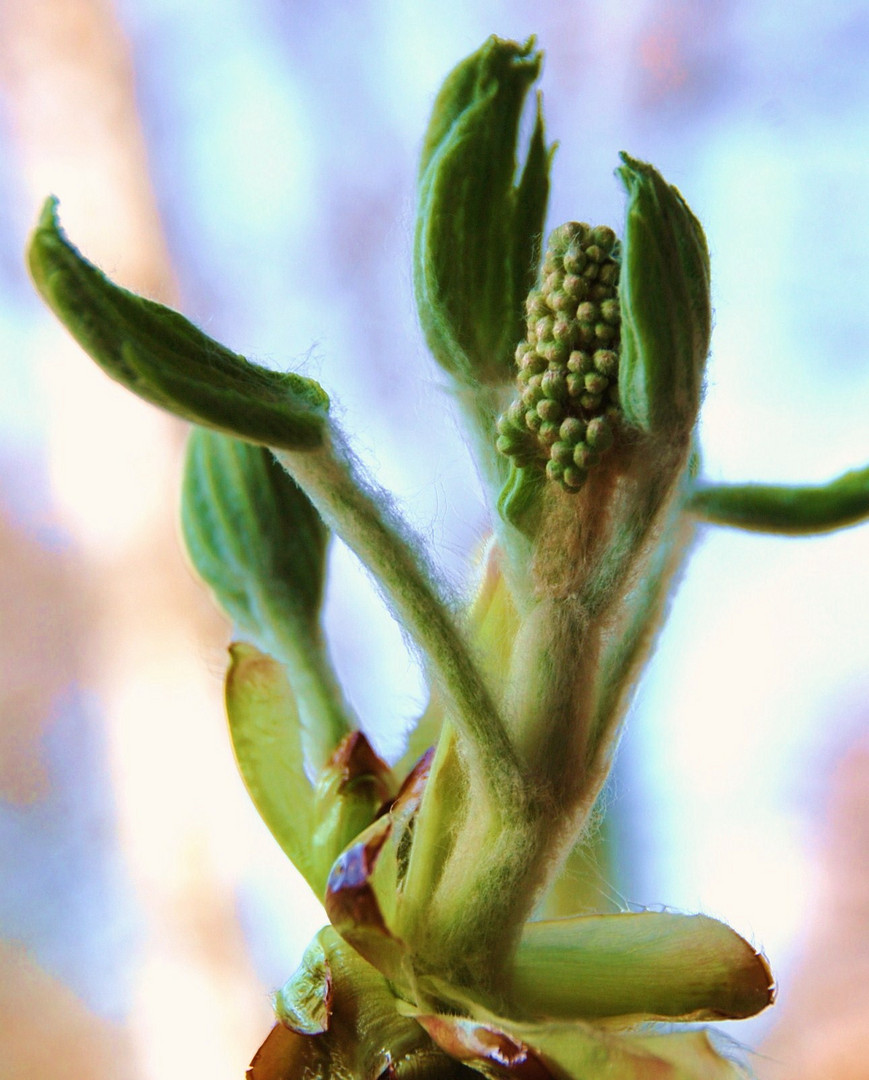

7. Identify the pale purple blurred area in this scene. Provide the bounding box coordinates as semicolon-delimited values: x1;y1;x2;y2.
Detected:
1;1;868;1076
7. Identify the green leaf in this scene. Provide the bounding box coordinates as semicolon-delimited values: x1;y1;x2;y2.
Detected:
414;36;552;387
28;197;329;449
225;642;317;889
510;911;773;1022
226;644;393;898
183;427;352;769
617;154;711;436
687;463;869;534
253;926;474;1080
182;428;328;638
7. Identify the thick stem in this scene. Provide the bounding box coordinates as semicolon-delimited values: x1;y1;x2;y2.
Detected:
440;436;694;975
590;503;696;759
508;436;689;805
569;447;697;829
402;435;696;994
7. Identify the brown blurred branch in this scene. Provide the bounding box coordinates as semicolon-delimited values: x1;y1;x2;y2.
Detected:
0;2;273;1076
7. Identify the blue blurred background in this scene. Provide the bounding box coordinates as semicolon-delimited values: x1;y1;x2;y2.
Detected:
1;1;868;1077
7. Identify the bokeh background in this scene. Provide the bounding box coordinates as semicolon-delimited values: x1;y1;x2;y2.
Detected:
1;1;868;1077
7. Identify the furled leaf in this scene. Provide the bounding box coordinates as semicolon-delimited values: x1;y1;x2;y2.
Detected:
415;36;552;387
182;428;327;640
687;464;869;534
28;198;329;449
183;427;353;769
274;933;333;1036
496;461;545;536
617;155;711;436
461;537;521;690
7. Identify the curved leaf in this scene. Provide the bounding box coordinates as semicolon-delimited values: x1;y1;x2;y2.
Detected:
226;644;394;897
225;642;316;888
28;198;329;449
183;428;353;769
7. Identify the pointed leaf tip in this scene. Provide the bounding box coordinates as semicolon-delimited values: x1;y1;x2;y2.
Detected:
28;198;329;449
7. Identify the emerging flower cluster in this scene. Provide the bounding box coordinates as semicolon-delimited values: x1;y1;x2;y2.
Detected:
496;222;622;492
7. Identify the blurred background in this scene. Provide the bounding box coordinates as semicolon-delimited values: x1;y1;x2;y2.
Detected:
1;1;868;1077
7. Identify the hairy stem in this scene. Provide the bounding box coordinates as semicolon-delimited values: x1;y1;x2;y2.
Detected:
272;624;355;773
274;428;525;802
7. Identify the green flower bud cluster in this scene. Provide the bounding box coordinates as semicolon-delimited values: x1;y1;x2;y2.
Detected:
496;222;622;492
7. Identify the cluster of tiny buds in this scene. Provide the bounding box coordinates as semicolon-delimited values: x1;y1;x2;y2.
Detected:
496;222;622;492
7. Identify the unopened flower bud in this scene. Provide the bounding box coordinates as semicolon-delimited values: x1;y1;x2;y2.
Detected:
496;216;624;495
586;415;614;451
